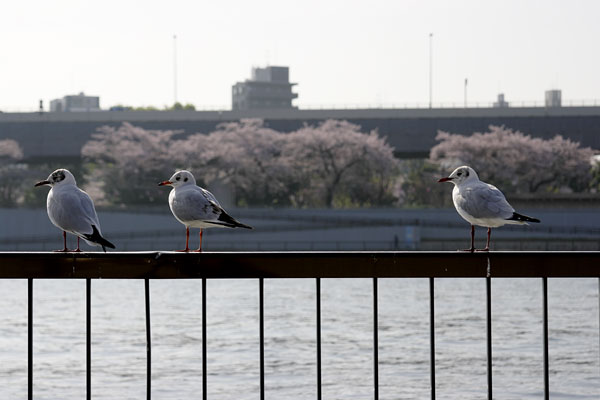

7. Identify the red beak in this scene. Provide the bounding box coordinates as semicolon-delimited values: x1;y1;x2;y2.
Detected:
158;180;172;186
34;180;51;187
438;177;452;183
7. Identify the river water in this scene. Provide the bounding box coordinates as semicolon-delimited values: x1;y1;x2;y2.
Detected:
0;277;598;399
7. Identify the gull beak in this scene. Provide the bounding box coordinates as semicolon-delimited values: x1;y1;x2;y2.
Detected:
34;180;51;187
438;177;452;183
158;180;172;186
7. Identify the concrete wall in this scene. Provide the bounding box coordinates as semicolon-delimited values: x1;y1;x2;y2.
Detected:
1;107;599;160
2;206;598;251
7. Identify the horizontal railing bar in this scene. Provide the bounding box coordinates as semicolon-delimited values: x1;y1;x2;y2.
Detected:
0;252;598;279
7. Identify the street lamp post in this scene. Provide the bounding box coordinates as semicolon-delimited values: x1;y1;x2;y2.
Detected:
464;78;468;108
429;33;433;109
173;35;178;105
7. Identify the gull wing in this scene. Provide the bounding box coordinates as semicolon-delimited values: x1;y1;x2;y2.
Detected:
455;182;515;220
170;186;221;223
170;186;252;229
200;187;221;207
49;187;101;236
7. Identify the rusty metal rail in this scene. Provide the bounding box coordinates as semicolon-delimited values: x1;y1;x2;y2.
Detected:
2;251;599;400
2;251;599;279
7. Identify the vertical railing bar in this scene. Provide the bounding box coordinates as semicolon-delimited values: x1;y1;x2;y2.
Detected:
28;278;33;400
259;278;265;400
202;278;207;400
543;277;549;400
86;278;91;400
486;277;492;400
373;277;379;400
429;277;435;400
316;277;322;400
145;278;151;400
598;277;599;379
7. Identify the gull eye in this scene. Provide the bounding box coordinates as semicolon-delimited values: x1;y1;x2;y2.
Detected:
184;177;188;182
176;176;181;181
53;171;65;182
457;172;462;176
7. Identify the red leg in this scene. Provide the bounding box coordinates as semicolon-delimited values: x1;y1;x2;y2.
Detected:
476;227;491;252
74;237;82;252
176;227;190;252
194;229;203;252
460;225;475;253
54;231;69;252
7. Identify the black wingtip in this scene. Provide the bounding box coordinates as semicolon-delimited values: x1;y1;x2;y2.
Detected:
84;225;116;251
218;210;253;229
509;212;541;223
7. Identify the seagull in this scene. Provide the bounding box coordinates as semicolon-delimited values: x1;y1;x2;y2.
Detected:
158;170;252;252
438;165;540;252
35;169;116;252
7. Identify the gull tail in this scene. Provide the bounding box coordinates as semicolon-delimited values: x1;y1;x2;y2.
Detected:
209;210;253;229
83;225;116;252
507;212;541;224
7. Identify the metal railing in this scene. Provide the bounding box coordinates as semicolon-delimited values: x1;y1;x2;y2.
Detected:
3;99;600;113
3;251;599;400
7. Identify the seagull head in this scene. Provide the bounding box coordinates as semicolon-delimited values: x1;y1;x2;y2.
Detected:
158;170;196;188
34;169;76;188
438;165;479;185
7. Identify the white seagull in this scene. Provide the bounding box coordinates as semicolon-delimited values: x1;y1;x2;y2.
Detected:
438;165;540;252
159;170;252;252
35;169;115;252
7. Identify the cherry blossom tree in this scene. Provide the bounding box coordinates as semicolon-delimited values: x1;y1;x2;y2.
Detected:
284;120;399;207
172;119;295;206
0;139;27;206
81;119;400;208
81;122;181;205
430;125;595;194
591;156;600;192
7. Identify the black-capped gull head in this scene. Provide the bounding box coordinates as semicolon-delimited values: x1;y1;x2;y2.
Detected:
35;168;116;252
438;165;540;252
159;170;252;252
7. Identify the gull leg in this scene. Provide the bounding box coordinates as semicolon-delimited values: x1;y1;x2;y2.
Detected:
461;225;476;253
476;227;491;252
176;227;190;252
54;231;70;252
74;237;82;253
194;229;203;252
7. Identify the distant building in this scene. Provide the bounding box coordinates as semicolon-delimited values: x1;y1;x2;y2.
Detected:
50;92;101;112
493;93;509;108
545;90;561;108
232;66;297;110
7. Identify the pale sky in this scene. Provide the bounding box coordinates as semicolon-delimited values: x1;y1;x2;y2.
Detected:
1;0;599;111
